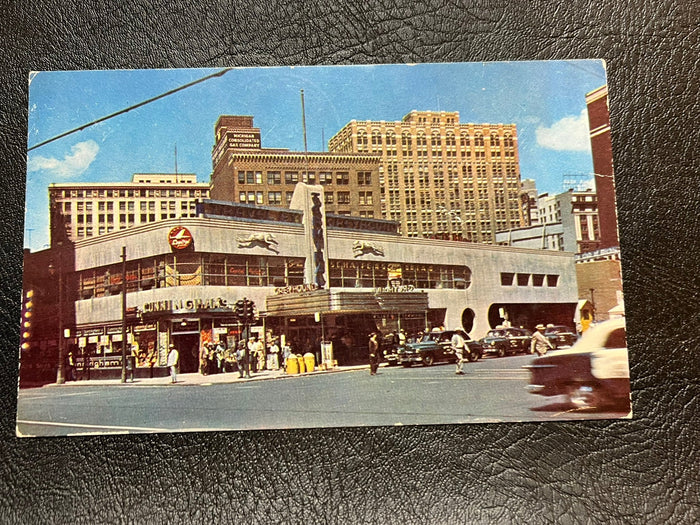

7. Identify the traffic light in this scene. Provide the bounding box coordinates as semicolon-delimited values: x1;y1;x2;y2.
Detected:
21;289;34;351
244;299;256;323
234;299;245;320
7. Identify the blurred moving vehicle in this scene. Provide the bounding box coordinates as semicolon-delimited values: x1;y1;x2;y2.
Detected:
544;324;578;348
524;317;630;410
397;330;482;367
480;327;532;357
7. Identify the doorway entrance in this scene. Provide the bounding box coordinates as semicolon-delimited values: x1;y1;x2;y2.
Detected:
171;333;200;373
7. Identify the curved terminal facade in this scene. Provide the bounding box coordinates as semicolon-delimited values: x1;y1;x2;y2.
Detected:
63;184;577;374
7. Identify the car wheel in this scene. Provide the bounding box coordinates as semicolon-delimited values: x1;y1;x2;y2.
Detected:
497;345;506;358
566;383;605;409
467;348;480;362
422;354;434;366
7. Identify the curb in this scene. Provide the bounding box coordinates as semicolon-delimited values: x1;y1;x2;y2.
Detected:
28;364;374;389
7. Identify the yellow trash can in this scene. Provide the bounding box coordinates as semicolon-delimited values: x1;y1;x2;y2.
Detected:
286;354;299;375
297;354;306;373
303;352;315;373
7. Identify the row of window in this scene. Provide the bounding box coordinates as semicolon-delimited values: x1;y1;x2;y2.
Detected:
57;189;205;199
500;273;559;287
75;255;475;299
237;170;372;186
238;191;375;207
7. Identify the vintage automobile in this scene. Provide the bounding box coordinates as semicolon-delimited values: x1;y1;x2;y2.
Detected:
524;317;630;410
479;327;532;357
397;330;482;367
380;332;401;366
544;324;578;348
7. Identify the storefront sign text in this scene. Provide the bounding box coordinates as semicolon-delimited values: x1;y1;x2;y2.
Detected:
273;283;319;295
374;284;416;294
142;297;231;313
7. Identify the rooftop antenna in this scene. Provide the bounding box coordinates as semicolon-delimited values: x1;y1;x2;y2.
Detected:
174;144;178;182
321;127;325;152
301;90;310;181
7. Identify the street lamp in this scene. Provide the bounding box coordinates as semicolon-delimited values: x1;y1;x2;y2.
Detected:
48;244;65;385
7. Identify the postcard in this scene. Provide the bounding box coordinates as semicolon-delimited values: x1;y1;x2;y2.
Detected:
17;61;629;437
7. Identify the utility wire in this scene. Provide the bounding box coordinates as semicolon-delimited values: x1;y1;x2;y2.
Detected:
27;68;233;152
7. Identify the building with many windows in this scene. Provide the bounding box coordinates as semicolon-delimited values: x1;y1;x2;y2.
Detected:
21;184;577;382
496;189;600;254
48;173;210;245
327;110;524;243
210;115;382;218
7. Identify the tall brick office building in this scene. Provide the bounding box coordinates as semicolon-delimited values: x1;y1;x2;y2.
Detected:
586;85;619;249
210;116;382;219
328;111;525;243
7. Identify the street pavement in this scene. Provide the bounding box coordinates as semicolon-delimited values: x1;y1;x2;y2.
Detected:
16;356;632;437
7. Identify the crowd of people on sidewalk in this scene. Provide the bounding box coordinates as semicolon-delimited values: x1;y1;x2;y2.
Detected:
197;335;296;378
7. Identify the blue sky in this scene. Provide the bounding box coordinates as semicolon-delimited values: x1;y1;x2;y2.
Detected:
26;60;607;251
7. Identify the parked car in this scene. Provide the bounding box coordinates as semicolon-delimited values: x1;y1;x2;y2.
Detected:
397;330;482;367
544;324;578;348
480;327;532;357
380;332;401;366
524;317;630;410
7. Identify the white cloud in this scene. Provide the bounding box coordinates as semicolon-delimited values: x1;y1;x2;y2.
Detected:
535;109;591;152
27;140;99;177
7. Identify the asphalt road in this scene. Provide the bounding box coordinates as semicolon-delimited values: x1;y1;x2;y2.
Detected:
16;355;631;437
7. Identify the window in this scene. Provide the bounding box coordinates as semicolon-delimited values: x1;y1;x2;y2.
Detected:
357;171;372;185
319;172;332;185
285;171;299;184
268;191;282;205
337;192;351;204
267;171;281;185
238;172;245;184
517;274;530;286
547;275;559;287
336;172;349;185
500;272;514;286
359;192;373;205
239;192;246;203
325;193;334;204
532;274;545;287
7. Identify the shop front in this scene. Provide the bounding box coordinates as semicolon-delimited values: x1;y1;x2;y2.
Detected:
265;287;429;365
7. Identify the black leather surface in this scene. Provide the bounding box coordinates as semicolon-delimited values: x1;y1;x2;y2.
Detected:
1;1;699;523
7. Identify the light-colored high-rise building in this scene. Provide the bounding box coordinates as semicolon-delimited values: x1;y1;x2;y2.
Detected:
328;111;524;243
49;173;210;244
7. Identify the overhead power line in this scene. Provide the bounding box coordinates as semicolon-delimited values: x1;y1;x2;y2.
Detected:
27;68;233;152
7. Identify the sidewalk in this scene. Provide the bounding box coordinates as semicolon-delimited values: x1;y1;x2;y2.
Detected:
38;363;373;388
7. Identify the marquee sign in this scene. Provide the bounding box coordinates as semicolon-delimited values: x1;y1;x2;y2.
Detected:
168;226;193;250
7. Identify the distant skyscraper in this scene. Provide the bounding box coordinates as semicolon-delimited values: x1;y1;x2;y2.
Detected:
328;111;524;243
49;173;209;245
586;85;619;248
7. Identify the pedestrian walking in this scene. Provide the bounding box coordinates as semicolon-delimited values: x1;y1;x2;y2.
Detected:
531;324;554;356
451;331;466;375
368;332;379;375
236;342;248;378
167;344;179;383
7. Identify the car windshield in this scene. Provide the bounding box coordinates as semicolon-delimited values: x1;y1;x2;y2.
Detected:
545;326;568;334
487;330;505;337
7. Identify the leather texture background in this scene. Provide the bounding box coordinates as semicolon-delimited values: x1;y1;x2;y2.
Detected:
1;1;698;523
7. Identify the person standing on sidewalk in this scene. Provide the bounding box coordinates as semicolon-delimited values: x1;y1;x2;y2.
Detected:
167;344;179;384
452;331;466;375
368;332;379;376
